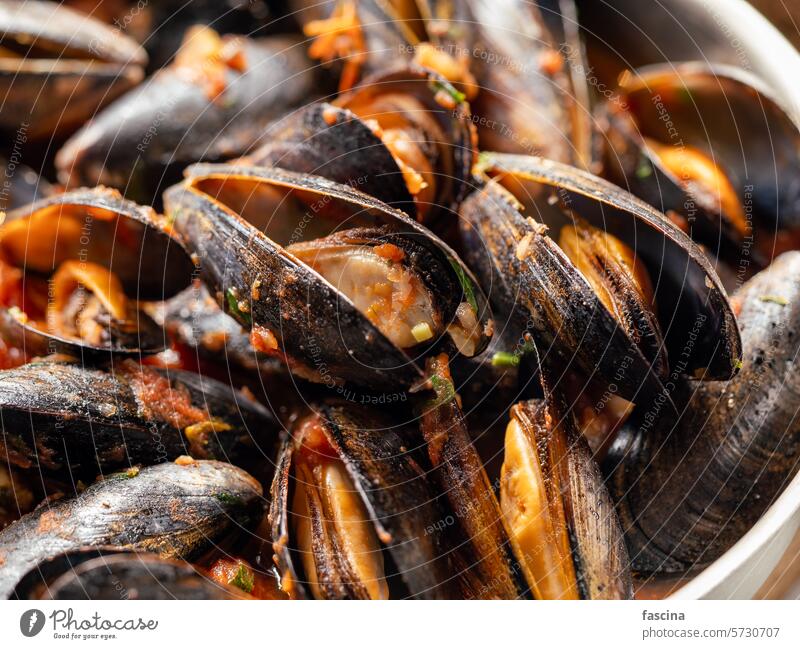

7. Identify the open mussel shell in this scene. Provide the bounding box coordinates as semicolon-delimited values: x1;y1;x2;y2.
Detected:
246;102;415;213
269;402;460;599
0;0;146;139
248;65;477;225
598;62;800;265
0;459;264;599
608;251;800;575
500;398;632;599
0;187;195;359
163;163;491;391
292;0;476;92
0;358;279;482
460;153;741;403
56;33;316;204
335;64;477;225
466;0;590;166
13;548;247;600
418;355;526;599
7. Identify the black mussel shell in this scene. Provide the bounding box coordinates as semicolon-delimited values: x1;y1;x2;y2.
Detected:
460;153;741;402
466;0;590;166
0;0;146;139
0;359;279;482
269;402;461;599
13;548;247;600
56;34;317;204
0;460;264;599
609;251;800;574
599;63;800;266
0;187;195;359
163;164;491;391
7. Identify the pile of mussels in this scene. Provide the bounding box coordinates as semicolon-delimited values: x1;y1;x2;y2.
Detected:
0;0;799;600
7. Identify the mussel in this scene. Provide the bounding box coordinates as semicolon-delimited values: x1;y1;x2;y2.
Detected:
248;64;477;226
597;62;800;268
13;548;251;600
0;459;264;599
418;354;525;599
163;164;491;391
458;153;741;404
499;396;632;599
0;0;146;139
295;0;477;94
0;358;278;482
0;187;195;358
269;402;460;599
56;28;317;204
465;0;591;165
608;251;800;575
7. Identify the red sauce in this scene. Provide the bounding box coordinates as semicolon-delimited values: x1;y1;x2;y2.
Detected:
293;413;338;462
206;557;288;600
117;360;210;429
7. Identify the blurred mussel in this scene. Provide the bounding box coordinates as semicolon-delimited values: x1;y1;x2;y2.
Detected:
163;164;491;392
13;548;248;600
597;63;800;269
56;27;317;204
0;187;195;359
294;0;477;94
0;0;146;140
0;459;264;599
458;153;741;405
465;0;591;165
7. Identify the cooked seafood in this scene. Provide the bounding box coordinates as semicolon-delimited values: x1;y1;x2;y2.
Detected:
248;65;477;225
13;549;249;600
163;164;490;390
609;251;800;574
459;153;741;403
56;29;317;203
269;402;460;599
0;0;146;139
597;63;800;267
0;460;264;599
0;0;797;603
0;187;194;358
0;358;278;481
501;397;632;599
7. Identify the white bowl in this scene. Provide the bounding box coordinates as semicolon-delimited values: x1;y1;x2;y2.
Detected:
577;0;800;599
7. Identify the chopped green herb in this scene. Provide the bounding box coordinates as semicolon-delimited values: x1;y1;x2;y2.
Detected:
109;466;140;481
491;351;521;368
473;151;494;176
215;492;243;506
447;258;478;313
230;564;255;593
428;373;456;407
226;288;252;326
760;295;788;306
429;79;465;104
733;358;744;371
635;157;653;179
